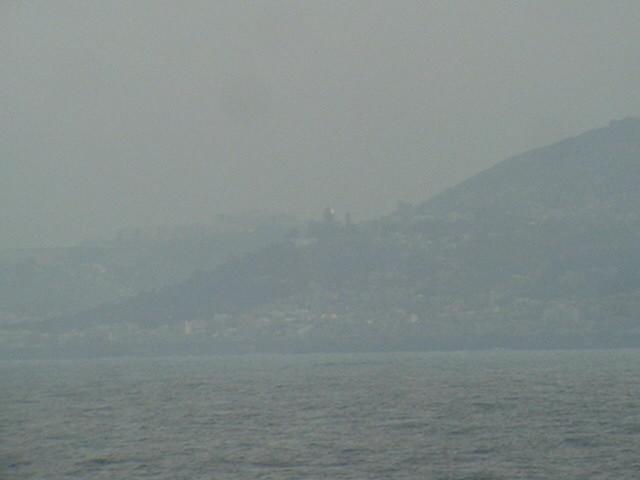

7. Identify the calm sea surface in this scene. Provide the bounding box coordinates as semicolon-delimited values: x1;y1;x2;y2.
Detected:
2;350;640;479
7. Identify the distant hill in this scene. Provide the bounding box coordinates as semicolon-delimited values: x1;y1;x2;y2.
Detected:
0;214;298;322
422;117;640;221
7;119;640;356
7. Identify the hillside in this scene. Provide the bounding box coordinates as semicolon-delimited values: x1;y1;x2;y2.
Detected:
6;119;640;356
0;214;298;322
422;117;640;221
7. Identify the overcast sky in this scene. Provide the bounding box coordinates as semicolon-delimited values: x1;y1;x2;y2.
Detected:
2;1;640;249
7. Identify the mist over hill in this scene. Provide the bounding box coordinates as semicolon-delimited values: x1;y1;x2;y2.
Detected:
0;214;298;322
5;119;640;356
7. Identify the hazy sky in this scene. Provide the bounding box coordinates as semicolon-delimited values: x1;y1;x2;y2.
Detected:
2;1;640;249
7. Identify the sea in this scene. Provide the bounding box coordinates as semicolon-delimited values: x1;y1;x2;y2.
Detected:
2;350;640;479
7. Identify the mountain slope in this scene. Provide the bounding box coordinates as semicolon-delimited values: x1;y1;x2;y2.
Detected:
421;117;640;221
10;118;640;355
0;216;297;322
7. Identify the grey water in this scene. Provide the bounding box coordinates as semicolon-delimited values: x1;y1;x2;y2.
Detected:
2;350;640;479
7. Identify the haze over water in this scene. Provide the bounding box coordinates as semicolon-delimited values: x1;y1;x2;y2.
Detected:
3;3;640;479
